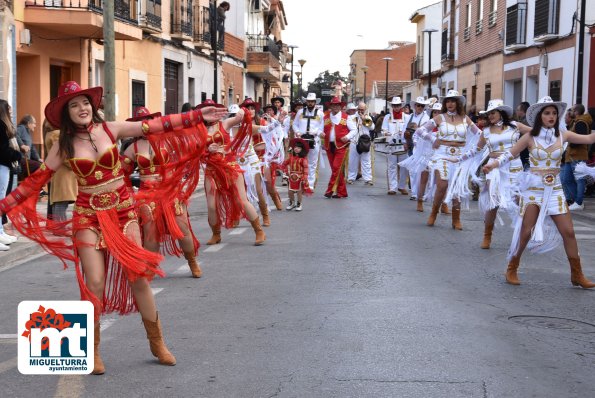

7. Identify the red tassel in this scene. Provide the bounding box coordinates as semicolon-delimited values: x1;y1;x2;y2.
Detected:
227;108;253;157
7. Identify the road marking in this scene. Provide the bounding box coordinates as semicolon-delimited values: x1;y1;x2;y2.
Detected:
174;264;191;274
100;318;117;332
229;227;247;235
54;375;84;398
0;357;17;374
0;334;17;339
575;234;595;240
0;252;48;274
151;288;164;295
573;226;592;231
204;243;226;252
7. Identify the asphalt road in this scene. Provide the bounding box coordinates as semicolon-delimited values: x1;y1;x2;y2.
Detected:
1;152;594;397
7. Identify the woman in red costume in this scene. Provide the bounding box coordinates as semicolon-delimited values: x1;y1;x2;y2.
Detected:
198;99;266;246
122;107;202;278
0;82;226;374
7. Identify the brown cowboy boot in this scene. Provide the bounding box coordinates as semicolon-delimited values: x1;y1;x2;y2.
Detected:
481;224;494;249
270;192;283;211
184;251;202;278
440;203;451;214
451;206;463;230
249;217;266;246
416;200;424;212
92;323;105;375
206;223;221;245
259;201;270;227
505;256;521;285
427;202;441;226
568;257;595;288
142;313;176;365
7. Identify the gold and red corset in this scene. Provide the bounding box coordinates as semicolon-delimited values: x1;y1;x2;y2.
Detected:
136;147;170;176
68;144;124;188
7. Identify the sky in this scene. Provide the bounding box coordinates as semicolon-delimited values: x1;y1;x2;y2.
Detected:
282;0;441;87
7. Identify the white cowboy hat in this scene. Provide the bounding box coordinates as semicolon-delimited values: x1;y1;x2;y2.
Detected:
526;96;567;127
346;103;357;111
479;99;513;118
390;96;402;105
228;104;240;114
411;96;430;107
430;102;443;111
305;92;321;104
441;89;466;105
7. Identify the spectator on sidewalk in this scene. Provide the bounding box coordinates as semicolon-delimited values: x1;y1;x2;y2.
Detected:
16;115;42;178
44;119;77;223
562;104;592;211
0;100;21;249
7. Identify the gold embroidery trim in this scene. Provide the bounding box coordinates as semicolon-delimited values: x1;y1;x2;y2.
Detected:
74;197;134;215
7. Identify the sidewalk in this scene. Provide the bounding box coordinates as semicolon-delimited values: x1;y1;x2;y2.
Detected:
0;196;49;270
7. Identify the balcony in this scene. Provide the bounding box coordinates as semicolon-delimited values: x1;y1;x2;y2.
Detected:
410;56;423;80
246;35;282;82
24;0;142;41
171;0;193;41
463;26;470;41
441;53;454;68
139;0;161;33
533;0;559;42
193;5;211;50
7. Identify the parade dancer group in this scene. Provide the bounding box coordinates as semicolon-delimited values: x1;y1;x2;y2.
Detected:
403;91;595;289
2;82;594;378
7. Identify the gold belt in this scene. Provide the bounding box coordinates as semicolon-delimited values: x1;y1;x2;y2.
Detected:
530;168;560;186
74;192;134;215
78;175;124;190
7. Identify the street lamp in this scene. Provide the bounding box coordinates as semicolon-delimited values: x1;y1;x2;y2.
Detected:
361;65;369;104
295;71;302;99
423;28;438;99
382;57;393;113
288;45;298;105
298;59;306;97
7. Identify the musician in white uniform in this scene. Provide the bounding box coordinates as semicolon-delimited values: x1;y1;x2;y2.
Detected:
348;102;374;185
402;97;430;198
292;93;324;188
382;97;408;195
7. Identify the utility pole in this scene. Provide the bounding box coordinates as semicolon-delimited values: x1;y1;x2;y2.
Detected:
103;0;115;120
576;0;586;104
210;0;218;101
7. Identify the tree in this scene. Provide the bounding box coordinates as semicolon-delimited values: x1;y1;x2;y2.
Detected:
306;70;348;103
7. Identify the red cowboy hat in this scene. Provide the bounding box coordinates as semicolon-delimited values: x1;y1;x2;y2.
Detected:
326;96;346;108
289;137;309;155
195;99;226;110
44;81;103;129
126;106;162;121
239;98;261;113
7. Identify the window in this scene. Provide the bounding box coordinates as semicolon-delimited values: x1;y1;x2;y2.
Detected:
444;0;447;13
188;77;195;106
131;80;145;110
505;1;527;47
534;0;559;38
476;0;484;34
488;0;497;26
201;92;207;103
549;80;561;101
441;29;449;59
464;3;472;40
484;83;491;109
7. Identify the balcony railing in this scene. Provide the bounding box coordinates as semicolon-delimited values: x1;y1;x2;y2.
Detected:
139;0;161;31
463;26;470;41
247;34;280;60
193;5;211;47
475;19;483;35
488;10;497;27
410;56;423;80
171;0;193;38
25;0;138;25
